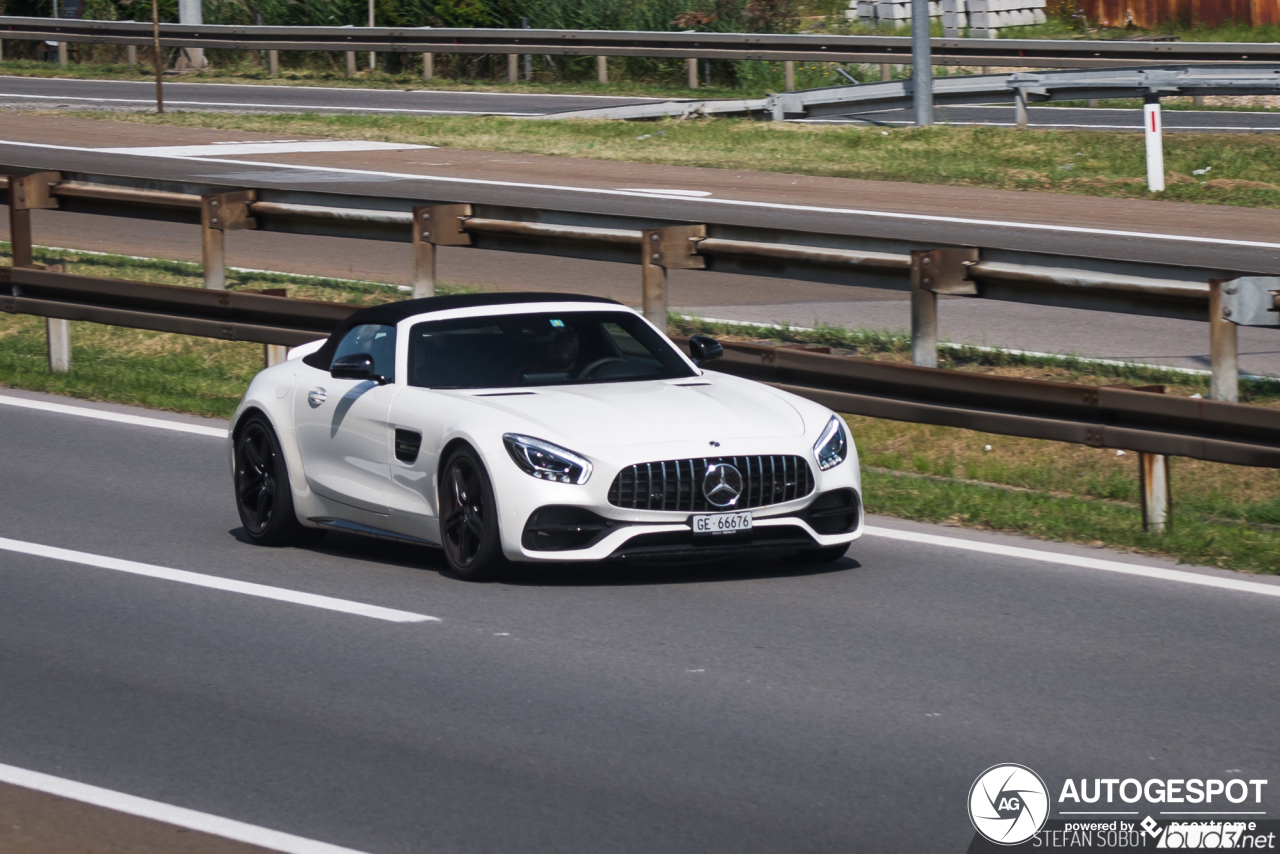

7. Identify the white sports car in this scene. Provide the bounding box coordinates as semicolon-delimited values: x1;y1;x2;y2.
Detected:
230;294;863;579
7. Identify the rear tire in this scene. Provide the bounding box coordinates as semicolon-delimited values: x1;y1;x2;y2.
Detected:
234;414;322;547
793;544;849;564
438;447;509;581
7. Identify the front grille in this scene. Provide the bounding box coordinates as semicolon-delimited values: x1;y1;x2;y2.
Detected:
608;455;815;512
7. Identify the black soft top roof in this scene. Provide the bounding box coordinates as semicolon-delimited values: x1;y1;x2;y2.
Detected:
303;292;624;370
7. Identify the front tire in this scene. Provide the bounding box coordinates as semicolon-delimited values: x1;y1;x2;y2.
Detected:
438;447;508;581
234;415;320;547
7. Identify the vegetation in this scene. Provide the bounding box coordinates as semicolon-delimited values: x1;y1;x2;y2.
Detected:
76;109;1280;209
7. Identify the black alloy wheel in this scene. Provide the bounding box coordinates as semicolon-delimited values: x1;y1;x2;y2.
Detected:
438;448;507;581
234;415;318;546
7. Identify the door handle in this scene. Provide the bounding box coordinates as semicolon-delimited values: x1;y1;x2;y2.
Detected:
307;388;327;407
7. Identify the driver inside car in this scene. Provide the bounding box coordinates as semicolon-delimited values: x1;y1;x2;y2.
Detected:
514;327;581;384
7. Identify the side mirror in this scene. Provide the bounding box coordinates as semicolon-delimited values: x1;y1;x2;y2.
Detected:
689;335;723;367
330;352;386;384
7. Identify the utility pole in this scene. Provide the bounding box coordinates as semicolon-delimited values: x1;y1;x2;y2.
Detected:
911;0;932;126
151;0;164;113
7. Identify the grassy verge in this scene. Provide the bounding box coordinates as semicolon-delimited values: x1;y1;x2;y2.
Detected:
70;110;1280;209
2;248;1276;572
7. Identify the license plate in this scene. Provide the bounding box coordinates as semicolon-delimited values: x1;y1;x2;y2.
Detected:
691;511;753;536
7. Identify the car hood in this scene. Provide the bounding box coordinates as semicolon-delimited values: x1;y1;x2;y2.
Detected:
459;375;806;449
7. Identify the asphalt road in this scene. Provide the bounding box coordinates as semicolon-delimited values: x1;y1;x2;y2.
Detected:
4;74;1280;132
1;389;1278;852
0;74;657;115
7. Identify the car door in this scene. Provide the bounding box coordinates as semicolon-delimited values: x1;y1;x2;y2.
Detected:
294;323;399;517
383;386;446;541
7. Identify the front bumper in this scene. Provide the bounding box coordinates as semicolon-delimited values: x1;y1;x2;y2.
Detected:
514;488;863;563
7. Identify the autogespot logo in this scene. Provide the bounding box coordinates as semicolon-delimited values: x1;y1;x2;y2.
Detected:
969;764;1051;846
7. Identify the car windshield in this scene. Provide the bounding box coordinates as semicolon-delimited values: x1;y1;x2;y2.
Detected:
408;311;697;389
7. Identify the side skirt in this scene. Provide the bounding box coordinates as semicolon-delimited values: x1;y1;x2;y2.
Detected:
309;517;440;548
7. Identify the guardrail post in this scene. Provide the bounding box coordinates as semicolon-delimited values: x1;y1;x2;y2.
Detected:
1014;87;1028;129
412;203;473;298
1209;279;1240;403
880;64;891;81
6;173;60;269
784;61;795;92
200;191;256;291
265;344;289;367
641;225;706;330
596;56;607;84
910;248;978;368
424;53;434;80
58;42;68;68
127;44;137;67
346;51;357;77
508;54;518;84
268;50;279;75
687;58;698;90
1139;451;1171;533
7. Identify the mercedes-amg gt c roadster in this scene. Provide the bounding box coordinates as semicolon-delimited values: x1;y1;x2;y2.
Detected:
230;293;863;579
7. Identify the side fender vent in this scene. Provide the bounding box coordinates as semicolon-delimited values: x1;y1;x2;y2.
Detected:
395;428;422;464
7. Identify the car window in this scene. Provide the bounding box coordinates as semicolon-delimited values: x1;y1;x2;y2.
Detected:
333;323;397;382
408;312;695;389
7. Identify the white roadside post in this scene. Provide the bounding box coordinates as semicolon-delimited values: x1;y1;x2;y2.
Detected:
176;0;207;70
1144;94;1165;193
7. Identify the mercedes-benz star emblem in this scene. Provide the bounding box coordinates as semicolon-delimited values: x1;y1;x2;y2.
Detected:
703;463;743;508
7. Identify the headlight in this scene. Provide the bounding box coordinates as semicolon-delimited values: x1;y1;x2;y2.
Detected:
813;416;849;471
503;434;593;484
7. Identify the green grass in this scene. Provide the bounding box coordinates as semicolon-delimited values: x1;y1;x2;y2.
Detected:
863;468;1280;574
73;109;1280;209
3;245;1278;572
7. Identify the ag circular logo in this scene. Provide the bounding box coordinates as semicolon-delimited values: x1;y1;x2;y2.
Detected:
968;764;1050;846
702;463;743;508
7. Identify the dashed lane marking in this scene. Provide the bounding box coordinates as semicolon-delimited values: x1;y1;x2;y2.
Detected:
0;762;375;854
0;536;440;623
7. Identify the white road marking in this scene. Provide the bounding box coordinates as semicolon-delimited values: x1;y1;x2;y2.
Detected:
3;138;1270;251
619;188;713;197
0;393;227;438
0;536;439;623
97;140;433;156
863;525;1280;599
0;762;374;854
0;91;537;115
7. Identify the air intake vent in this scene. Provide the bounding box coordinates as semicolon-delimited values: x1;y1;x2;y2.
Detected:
608;456;814;512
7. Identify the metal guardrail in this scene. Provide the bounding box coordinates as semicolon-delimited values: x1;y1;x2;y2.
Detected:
3;17;1280;69
678;338;1280;469
3;166;1271;407
0;265;354;346
540;65;1280;121
2;264;1277;475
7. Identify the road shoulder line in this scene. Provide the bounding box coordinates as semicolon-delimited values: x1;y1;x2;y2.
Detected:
864;524;1280;599
0;393;228;438
0;762;373;854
